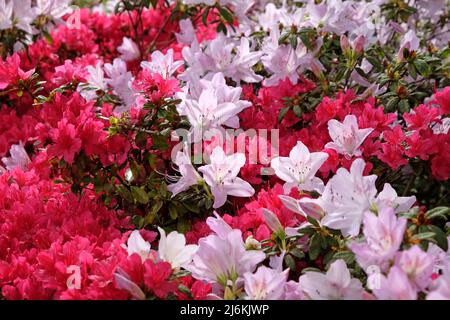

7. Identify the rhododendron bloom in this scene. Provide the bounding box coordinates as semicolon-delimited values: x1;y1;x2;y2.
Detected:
0;0;13;31
198;147;255;208
271;141;329;193
325;115;374;157
243;266;289;300
157;227;198;269
299;260;364;300
350;208;407;271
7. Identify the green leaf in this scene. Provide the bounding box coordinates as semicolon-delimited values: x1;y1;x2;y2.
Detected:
332;251;355;265
385;96;399;111
426;207;450;220
169;205;178;220
278;107;290;122
202;7;210;26
284;254;297;272
411;232;435;241
426;225;448;251
297;226;316;236
178;285;193;298
413;59;430;77
290;247;305;259
132;215;144;229
218;6;234;25
151;200;163;215
398;99;410;113
293;105;302;117
135;131;148;148
278;32;290;45
309;233;322;260
131;186;150;205
365;56;383;72
289;34;298;49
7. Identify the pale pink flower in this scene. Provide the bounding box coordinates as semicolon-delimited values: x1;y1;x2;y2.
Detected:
349;208;407;272
372;266;417;300
243;266;289;300
117;37;140;62
396;245;435;291
427;262;450;300
375;183;416;213
2;142;31;171
185;223;265;285
0;0;13;31
271;141;328;194
325;115;374;157
262;209;284;234
114;268;146;300
167;148;202;197
321;159;378;237
299;259;364;300
141;49;183;79
199;147;254;208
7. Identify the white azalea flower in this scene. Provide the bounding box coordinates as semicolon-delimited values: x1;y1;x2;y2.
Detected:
157;227;198;269
123;230;151;261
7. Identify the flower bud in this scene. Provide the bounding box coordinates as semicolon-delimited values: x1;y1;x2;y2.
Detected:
340;35;350;54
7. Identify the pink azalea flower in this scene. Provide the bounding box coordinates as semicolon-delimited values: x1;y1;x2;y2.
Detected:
0;53;35;90
47;119;82;164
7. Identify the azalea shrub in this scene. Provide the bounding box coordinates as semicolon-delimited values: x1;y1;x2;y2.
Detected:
0;0;449;301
